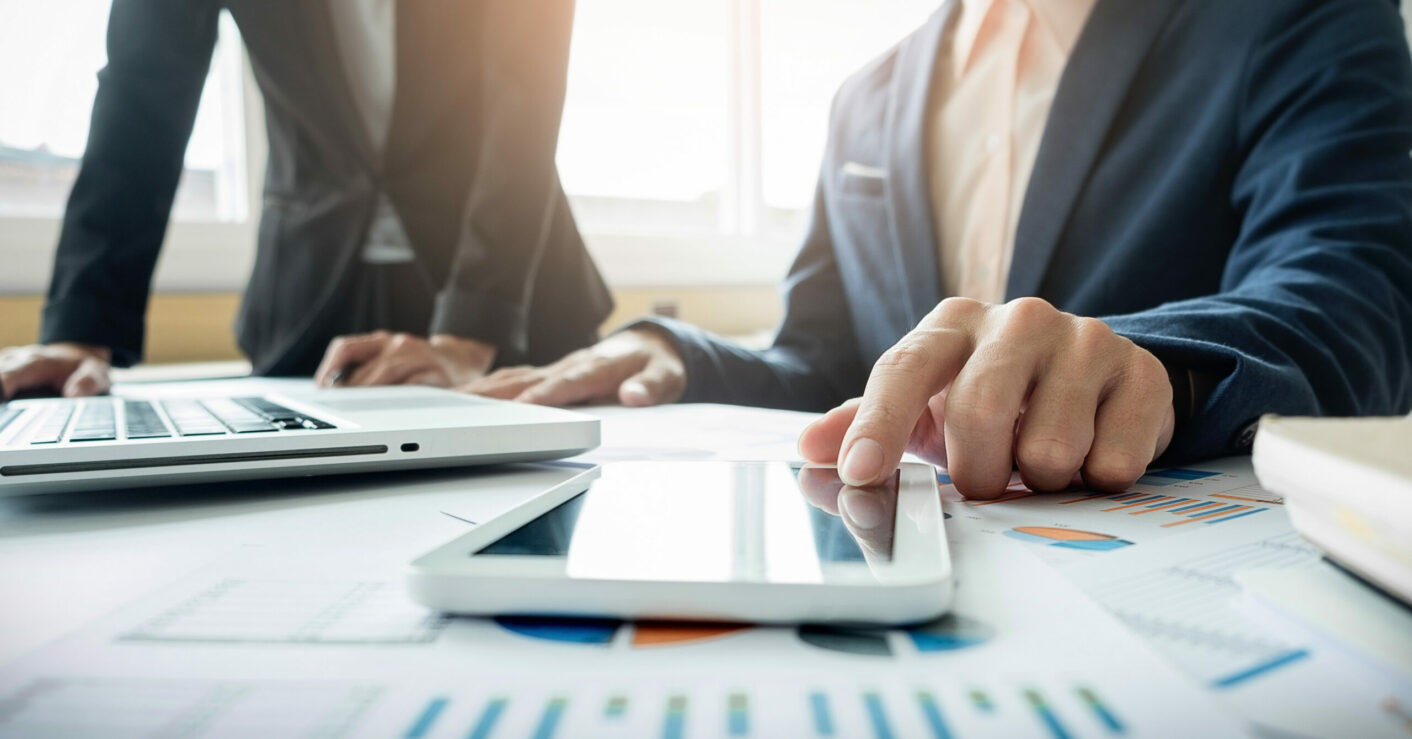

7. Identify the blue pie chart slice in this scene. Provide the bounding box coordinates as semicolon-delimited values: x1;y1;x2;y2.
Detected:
493;616;622;645
905;614;994;652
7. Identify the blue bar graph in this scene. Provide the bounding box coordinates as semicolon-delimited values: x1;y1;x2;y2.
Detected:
916;692;953;739
1138;468;1221;486
1207;508;1265;525
468;698;508;739
1024;689;1072;739
532;697;567;739
969;689;995;714
810;692;835;736
864;692;894;739
662;695;687;739
1211;649;1311;689
1077;687;1125;734
727;693;749;736
1190;504;1241;518
405;697;448;739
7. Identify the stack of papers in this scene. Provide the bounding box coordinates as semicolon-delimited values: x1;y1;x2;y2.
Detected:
1253;414;1412;605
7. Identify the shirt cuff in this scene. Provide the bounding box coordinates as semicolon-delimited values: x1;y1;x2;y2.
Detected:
40;296;144;368
429;290;529;362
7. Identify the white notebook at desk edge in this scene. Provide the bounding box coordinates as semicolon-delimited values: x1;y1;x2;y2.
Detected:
1252;413;1412;605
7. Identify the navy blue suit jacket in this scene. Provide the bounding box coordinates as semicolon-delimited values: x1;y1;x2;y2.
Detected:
646;0;1412;462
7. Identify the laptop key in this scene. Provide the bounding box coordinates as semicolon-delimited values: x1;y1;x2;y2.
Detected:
0;408;21;436
234;397;335;430
201;399;277;434
123;400;171;439
29;405;75;444
68;400;119;442
161;400;228;437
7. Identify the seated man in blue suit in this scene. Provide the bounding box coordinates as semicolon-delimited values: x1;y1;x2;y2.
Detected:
472;0;1412;499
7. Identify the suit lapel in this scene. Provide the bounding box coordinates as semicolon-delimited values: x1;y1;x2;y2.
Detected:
1005;0;1184;299
301;2;379;171
885;2;955;321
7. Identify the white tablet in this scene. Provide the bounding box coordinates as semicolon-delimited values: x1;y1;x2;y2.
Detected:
407;461;951;625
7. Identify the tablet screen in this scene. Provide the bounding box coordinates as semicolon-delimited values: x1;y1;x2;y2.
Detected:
472;462;899;584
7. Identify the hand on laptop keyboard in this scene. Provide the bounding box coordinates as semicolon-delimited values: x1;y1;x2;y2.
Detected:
0;343;112;401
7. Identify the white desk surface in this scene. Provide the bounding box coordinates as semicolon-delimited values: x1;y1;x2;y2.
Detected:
0;378;816;665
1;377;1409;737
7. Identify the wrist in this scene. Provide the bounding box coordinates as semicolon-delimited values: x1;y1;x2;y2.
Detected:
430;334;496;375
53;342;112;364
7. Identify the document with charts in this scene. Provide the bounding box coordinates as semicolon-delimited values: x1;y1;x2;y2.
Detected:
0;536;1240;738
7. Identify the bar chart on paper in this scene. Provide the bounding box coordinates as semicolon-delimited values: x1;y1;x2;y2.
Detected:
0;676;1149;739
941;460;1287;562
121;579;446;644
1075;531;1322;688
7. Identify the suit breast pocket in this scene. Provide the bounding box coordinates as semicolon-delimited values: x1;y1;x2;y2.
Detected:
837;161;888;199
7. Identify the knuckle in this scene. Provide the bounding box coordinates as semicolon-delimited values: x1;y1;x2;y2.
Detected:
1071;317;1116;351
1084;450;1148;490
1006;296;1055;323
1000;299;1059;340
1126;350;1170;390
389;333;415;350
944;386;1007;433
1016;436;1085;475
874;339;936;378
933;297;984;324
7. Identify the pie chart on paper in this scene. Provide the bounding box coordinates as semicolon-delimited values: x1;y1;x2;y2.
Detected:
1003;526;1134;551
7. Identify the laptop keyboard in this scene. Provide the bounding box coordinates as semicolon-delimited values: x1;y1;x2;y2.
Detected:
0;407;22;437
18;397;334;445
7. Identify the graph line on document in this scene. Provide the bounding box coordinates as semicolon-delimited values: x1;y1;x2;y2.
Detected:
1083;532;1321;688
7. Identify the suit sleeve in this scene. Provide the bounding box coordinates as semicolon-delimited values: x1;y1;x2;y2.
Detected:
626;168;869;412
40;0;221;367
1104;0;1412;460
429;0;577;357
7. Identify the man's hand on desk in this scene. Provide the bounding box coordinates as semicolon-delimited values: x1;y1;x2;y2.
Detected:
0;343;112;400
314;332;496;388
467;328;686;407
797;298;1176;500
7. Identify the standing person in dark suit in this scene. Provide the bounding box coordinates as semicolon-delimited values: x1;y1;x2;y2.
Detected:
472;0;1412;499
0;0;611;398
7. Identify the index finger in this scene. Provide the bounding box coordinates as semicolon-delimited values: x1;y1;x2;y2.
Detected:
314;334;390;386
837;324;973;486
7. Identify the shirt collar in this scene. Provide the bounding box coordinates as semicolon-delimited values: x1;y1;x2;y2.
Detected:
951;0;1097;79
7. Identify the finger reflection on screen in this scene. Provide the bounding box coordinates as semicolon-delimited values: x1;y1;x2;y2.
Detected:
796;466;898;564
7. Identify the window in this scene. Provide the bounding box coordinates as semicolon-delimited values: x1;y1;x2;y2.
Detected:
0;1;937;291
559;0;938;284
0;1;251;222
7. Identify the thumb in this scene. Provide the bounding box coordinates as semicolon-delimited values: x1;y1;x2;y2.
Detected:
63;357;111;398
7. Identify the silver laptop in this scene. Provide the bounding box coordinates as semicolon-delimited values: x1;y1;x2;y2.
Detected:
0;385;598;496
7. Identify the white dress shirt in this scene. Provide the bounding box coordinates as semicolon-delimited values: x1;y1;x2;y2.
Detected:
328;0;416;265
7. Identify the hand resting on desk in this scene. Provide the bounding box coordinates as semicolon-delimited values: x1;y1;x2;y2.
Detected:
314;332;496;389
467;328;686;406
